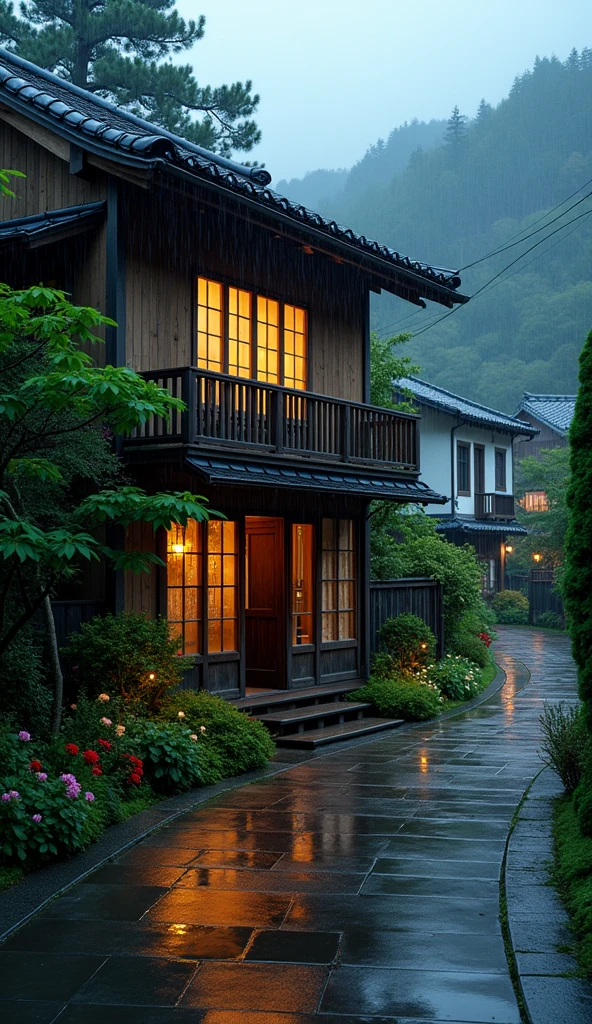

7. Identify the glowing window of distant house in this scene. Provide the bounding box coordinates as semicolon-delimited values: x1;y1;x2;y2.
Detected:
207;520;238;653
292;524;314;646
167;520;203;655
284;304;307;390
228;287;252;378
523;490;549;512
197;277;223;372
256;296;280;384
321;518;356;642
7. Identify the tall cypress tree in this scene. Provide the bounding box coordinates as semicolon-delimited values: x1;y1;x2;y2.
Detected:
562;328;592;729
0;1;260;155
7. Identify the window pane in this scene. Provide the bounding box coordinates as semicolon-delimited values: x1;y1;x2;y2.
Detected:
196;277;223;372
292;524;314;645
228;286;252;378
207;520;238;653
321;518;356;641
208;620;221;653
166;520;203;655
256;296;280;384
284;304;307;390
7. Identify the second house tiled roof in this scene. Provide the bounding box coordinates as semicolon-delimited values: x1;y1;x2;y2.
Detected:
516;394;576;435
397;377;538;436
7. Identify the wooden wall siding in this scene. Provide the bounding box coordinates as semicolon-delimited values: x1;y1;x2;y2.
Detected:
370;578;445;660
124;521;158;617
320;645;359;682
514;415;567;461
122;185;365;401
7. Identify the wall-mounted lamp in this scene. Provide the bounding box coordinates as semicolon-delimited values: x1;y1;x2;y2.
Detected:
505;544;514;554
532;552;543;563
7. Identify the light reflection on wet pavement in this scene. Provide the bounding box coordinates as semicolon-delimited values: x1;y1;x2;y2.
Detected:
0;627;578;1022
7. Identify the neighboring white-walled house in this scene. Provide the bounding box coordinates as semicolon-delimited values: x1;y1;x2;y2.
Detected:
395;377;539;592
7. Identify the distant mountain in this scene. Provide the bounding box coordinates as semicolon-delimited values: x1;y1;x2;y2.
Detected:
275;168;348;210
289;50;592;411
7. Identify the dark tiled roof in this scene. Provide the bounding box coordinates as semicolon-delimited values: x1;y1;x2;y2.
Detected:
435;516;528;536
516;394;576;435
187;455;447;504
0;201;105;246
397;377;539;436
0;48;467;307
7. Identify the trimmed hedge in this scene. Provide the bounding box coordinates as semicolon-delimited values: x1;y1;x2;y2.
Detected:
350;676;442;721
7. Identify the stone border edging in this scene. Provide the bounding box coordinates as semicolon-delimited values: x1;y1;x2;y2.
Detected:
0;655;508;943
505;767;592;1024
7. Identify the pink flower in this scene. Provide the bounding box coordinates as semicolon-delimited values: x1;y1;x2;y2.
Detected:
60;773;81;798
31;814;42;823
3;790;20;801
36;772;48;781
100;717;112;727
1;793;10;802
84;792;95;802
18;731;31;741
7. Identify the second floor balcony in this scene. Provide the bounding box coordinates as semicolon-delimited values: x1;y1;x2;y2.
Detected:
124;367;420;473
475;492;516;520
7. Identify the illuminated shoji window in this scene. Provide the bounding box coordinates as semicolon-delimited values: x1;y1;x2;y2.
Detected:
166;520;203;655
292;524;314;645
207;520;238;653
321;518;356;642
284;304;307;390
228;287;252;378
256;296;280;384
197;277;223;372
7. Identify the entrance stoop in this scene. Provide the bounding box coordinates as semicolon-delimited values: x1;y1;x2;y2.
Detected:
232;682;404;749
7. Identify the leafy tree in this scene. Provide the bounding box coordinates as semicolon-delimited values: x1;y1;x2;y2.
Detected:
0;282;214;732
507;446;571;571
563;329;592;729
0;1;260;155
369;331;418;409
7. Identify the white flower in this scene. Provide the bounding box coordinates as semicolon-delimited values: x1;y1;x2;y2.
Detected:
98;693;110;702
178;711;185;719
199;725;206;734
190;733;198;741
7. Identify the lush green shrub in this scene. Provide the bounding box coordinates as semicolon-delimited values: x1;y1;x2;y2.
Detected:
429;655;483;701
0;627;51;736
553;796;592;976
160;691;275;781
491;590;529;624
0;766;95;866
61;612;192;710
376;614;436;673
563;329;592;732
350;676;442;721
540;703;589;794
125;719;201;794
448;627;491;667
537;611;564;630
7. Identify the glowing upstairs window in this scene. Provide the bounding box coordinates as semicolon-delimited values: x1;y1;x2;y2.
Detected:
228;287;252;378
197;277;223;372
284;304;307;390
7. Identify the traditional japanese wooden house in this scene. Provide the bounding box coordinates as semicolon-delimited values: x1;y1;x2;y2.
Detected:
0;48;469;713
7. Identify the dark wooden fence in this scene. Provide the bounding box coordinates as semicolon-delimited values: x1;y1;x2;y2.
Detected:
370;578;445;660
528;570;564;625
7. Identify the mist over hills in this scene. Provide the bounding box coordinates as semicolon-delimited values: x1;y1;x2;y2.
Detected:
277;50;592;412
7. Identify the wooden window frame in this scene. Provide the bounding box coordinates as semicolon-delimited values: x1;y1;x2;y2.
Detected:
321;518;356;644
495;447;507;492
195;273;309;390
456;441;471;497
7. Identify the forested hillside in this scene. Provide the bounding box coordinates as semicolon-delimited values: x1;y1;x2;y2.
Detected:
280;51;592;411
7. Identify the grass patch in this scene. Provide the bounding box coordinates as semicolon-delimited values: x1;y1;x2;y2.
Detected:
0;865;24;892
552;794;592;977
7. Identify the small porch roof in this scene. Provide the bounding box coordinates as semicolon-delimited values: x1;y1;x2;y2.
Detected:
435;516;528;536
187;454;447;504
0;201;105;248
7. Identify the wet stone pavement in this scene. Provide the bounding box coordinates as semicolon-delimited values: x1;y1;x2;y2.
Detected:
0;627;578;1023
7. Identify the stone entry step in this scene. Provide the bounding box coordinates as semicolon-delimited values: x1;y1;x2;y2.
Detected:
232;681;363;718
256;700;372;731
275;716;404;749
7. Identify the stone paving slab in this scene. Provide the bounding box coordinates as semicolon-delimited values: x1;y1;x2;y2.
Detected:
0;627;590;1022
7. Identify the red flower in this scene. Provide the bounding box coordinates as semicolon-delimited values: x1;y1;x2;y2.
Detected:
129;772;142;785
91;766;103;776
83;749;100;764
64;744;79;756
98;739;112;751
478;632;492;648
29;760;42;772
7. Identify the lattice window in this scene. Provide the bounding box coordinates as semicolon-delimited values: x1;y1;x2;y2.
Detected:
321;519;356;642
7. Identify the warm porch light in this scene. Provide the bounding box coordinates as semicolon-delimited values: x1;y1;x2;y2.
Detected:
505;544;513;554
532;552;542;563
420;642;428;650
148;672;156;681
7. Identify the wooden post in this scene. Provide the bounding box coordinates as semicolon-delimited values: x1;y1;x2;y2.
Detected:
181;368;196;444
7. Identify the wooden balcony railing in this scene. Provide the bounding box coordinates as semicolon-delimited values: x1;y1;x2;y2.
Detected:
475;492;515;519
125;367;419;472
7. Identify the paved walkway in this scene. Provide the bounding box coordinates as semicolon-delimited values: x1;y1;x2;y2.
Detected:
0;627;578;1023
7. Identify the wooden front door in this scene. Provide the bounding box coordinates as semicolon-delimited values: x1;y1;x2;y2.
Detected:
245;517;285;689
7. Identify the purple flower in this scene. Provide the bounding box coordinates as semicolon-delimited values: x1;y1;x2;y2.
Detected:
36;772;48;781
60;773;81;798
84;792;95;802
18;731;31;742
1;793;10;802
8;790;20;800
31;814;42;823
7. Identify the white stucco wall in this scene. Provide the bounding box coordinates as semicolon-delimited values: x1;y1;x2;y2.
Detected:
418;406;514;516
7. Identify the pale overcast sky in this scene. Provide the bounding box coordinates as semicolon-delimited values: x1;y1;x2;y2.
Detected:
176;0;592;182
